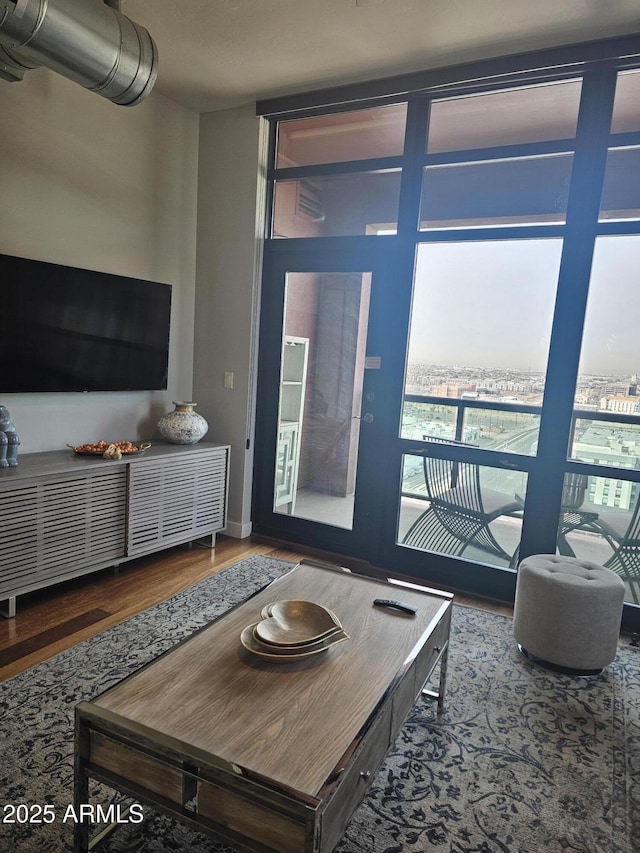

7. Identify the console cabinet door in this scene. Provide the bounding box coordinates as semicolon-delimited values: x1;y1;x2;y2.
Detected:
0;469;126;598
126;447;228;557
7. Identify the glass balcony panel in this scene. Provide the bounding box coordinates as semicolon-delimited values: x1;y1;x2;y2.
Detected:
610;69;640;134
419;154;573;229
400;401;541;455
599;147;640;222
426;80;582;154
403;240;560;449
574;235;640;412
557;473;640;605
276;103;407;168
400;400;457;441
570;417;640;466
463;409;541;455
272;171;401;237
398;452;526;569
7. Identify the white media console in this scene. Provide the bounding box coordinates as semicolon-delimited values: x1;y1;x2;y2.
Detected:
0;442;229;617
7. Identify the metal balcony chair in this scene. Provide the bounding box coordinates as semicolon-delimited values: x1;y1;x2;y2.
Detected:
402;437;524;562
556;473;600;555
510;473;598;567
510;474;638;603
592;498;640;605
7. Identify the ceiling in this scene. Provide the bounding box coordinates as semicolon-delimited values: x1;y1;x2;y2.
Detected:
121;0;640;114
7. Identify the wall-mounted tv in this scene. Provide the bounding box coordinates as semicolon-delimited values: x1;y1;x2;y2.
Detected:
0;253;172;393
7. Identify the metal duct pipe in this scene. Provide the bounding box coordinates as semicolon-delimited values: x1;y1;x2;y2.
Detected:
0;0;158;106
0;39;38;81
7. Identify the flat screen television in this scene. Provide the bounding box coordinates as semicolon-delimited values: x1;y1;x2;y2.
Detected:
0;253;172;392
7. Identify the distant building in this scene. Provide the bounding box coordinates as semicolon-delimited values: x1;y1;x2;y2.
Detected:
432;383;475;398
586;473;637;511
574;425;640;509
600;395;640;415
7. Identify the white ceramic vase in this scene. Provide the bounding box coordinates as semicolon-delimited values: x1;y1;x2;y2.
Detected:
157;401;208;445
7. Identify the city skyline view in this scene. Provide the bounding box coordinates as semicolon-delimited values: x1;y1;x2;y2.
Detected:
405;361;639;410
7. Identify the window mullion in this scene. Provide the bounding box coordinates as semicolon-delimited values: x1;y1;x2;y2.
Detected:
520;66;619;559
396;97;429;235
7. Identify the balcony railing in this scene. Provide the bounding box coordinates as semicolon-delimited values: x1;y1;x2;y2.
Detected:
403;393;640;457
400;394;640;604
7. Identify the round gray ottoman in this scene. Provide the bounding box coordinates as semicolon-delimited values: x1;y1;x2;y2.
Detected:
513;554;625;674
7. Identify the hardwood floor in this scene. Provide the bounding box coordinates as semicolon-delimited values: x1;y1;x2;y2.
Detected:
0;535;513;682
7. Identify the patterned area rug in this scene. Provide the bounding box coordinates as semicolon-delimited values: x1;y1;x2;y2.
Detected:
1;554;638;853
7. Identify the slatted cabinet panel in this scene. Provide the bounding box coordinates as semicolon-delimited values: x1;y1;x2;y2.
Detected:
0;470;126;598
40;471;126;577
127;446;228;557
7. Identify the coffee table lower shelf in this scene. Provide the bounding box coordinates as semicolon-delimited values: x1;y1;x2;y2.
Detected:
73;559;452;853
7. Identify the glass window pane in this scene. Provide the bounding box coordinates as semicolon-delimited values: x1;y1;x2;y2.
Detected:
574;235;640;412
402;240;561;451
599;147;640;222
426;80;582;154
611;69;640;134
274;272;371;530
398;451;526;569
420;154;573;229
272;171;401;237
557;472;640;604
276;103;407;168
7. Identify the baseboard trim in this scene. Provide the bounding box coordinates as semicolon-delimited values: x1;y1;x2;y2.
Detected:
224;520;253;540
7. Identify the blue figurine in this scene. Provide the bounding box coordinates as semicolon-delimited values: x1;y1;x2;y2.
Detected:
0;404;20;467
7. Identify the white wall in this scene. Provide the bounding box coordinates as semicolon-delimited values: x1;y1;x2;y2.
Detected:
0;68;199;451
0;71;264;538
194;105;268;537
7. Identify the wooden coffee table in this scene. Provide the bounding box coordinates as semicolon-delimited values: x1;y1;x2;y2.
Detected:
74;559;452;852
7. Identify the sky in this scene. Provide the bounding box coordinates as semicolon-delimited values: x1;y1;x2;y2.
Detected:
407;235;639;378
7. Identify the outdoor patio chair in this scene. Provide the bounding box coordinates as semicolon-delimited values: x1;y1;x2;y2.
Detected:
592;497;640;605
556;473;601;556
510;473;600;567
402;436;524;562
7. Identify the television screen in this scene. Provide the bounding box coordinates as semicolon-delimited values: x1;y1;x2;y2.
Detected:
0;253;172;392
